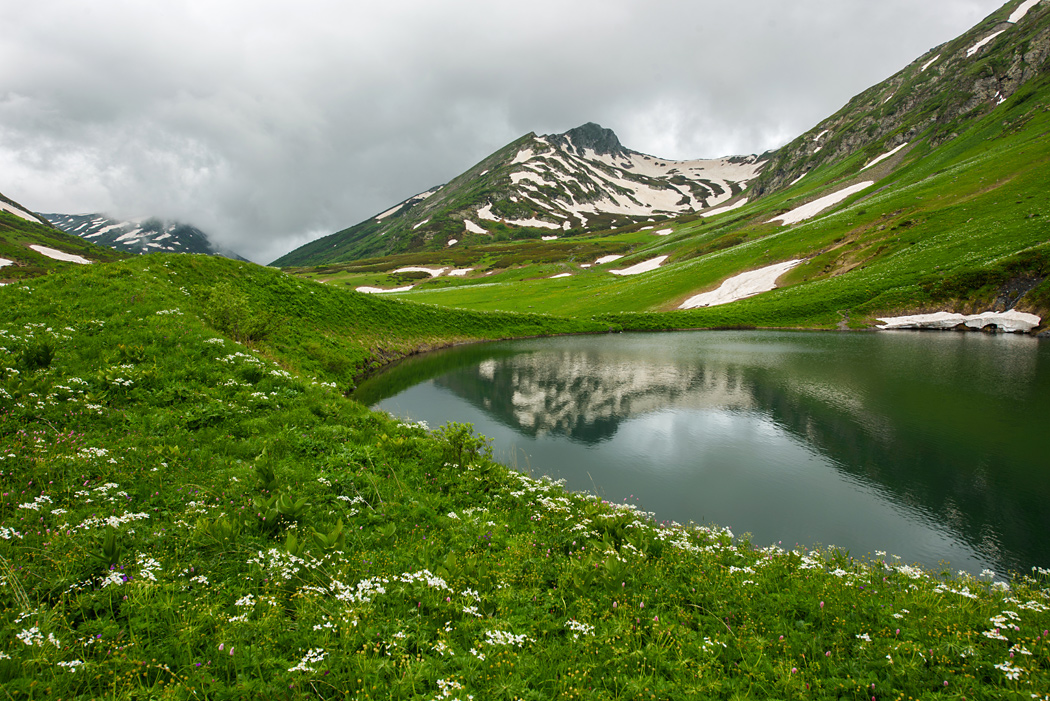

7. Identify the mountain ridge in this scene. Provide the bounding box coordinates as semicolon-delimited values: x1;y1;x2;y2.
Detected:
44;213;248;261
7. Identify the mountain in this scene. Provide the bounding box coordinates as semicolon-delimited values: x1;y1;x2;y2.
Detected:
43;213;247;261
1;190;125;284
269;0;1050;334
276;0;1050;276
271;122;764;266
752;0;1050;195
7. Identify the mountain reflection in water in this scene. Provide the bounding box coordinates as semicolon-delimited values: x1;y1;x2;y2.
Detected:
357;331;1050;576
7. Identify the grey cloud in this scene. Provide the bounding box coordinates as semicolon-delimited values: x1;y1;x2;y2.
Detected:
1;0;1006;263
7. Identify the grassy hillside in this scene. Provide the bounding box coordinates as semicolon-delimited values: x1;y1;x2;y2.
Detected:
2;258;1048;699
284;70;1050;332
1;208;126;284
277;0;1050;331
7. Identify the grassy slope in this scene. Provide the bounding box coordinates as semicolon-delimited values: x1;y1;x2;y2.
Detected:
2;259;1048;700
0;212;126;284
353;88;1050;329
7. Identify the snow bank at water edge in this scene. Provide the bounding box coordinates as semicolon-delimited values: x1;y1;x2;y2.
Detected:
679;260;803;309
393;266;446;277
610;256;668;276
769;182;874;226
876;310;1041;333
28;245;92;264
356;286;415;294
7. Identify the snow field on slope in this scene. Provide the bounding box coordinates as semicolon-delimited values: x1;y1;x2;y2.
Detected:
678;260;803;309
609;256;668;276
862;143;908;171
0;258;13;268
967;30;1006;57
356;285;415;294
28;245;92;264
769;182;874;226
393;267;446;277
1009;0;1041;24
700;198;749;217
0;200;47;225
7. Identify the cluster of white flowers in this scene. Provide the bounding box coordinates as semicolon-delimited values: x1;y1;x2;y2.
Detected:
155;309;183;316
288;648;327;673
483;630;531;647
565;619;595;639
247;548;307;581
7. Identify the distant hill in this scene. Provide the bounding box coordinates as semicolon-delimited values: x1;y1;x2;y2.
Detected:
1;191;125;284
44;213;247;261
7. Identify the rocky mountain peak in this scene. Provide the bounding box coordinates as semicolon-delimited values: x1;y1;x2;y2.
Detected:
549;122;627;158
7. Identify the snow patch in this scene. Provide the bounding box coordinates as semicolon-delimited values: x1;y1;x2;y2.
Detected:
464;220;486;235
862;143;908;171
413;219;430;230
967;30;1006;57
654;228;673;236
512;148;534;165
769;182;874;226
357;286;414;294
594;255;624;265
610;256;668;276
541;235;559;241
375;203;403;221
1009;0;1041;23
0;200;46;225
549;273;571;279
449;268;473;277
447;239;459;247
920;54;941;71
0;257;13;268
701;198;749;217
393;266;446;277
28;245;91;264
877;310;1041;333
814;130;829;141
679;260;802;309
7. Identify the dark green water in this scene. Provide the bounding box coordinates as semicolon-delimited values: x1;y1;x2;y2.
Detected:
355;330;1050;576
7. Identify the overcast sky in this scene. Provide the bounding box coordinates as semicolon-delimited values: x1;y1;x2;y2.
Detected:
1;0;1008;263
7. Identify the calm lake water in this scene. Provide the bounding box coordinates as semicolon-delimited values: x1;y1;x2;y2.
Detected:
355;330;1050;577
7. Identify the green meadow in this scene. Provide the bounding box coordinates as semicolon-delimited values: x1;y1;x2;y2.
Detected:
2;256;1049;700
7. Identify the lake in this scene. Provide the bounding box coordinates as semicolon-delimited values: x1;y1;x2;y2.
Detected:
355;330;1050;577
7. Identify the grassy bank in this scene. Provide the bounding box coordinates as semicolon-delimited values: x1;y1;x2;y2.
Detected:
2;258;1049;699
